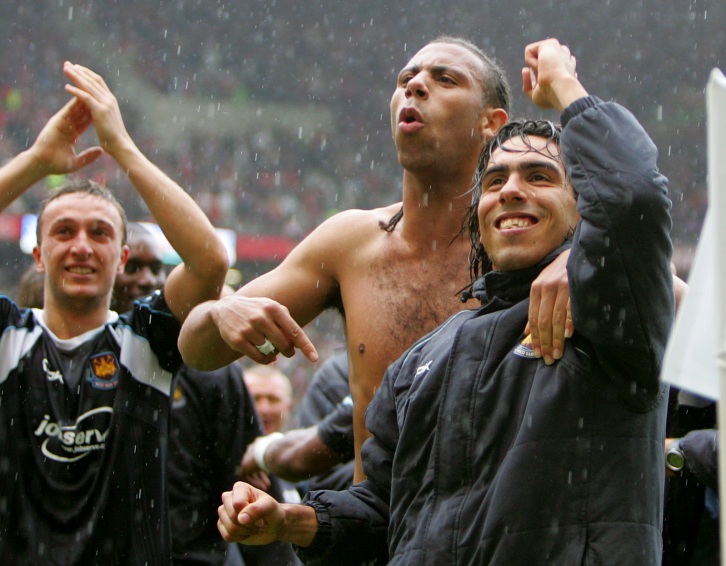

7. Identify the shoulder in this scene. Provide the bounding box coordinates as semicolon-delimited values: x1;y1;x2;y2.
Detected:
0;294;32;328
270;204;403;281
300;204;402;246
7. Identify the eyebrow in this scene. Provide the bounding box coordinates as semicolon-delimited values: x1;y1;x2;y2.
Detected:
482;159;563;180
397;64;466;82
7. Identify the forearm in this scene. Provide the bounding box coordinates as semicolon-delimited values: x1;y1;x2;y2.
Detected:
263;428;344;482
565;99;673;385
112;143;228;278
178;300;242;369
297;486;390;564
0;149;49;213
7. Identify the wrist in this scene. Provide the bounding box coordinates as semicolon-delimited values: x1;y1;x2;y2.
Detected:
550;75;588;112
280;502;319;547
253;432;284;473
15;148;53;185
665;437;686;472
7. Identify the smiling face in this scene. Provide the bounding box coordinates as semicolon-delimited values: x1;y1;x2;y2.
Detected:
33;192;128;310
389;42;502;174
113;228;166;313
477;135;579;271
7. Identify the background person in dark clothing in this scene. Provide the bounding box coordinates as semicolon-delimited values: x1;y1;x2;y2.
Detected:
113;223;301;566
663;388;720;566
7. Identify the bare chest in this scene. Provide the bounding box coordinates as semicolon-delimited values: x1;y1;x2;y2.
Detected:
340;243;472;385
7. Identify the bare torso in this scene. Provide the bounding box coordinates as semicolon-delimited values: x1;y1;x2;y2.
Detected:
333;204;473;480
239;199;474;481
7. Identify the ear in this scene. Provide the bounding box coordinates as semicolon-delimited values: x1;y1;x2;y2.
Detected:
117;245;130;275
566;187;582;228
32;246;45;273
480;107;509;141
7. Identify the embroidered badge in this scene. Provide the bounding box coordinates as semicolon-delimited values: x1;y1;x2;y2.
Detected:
172;384;187;410
513;334;536;359
88;352;120;390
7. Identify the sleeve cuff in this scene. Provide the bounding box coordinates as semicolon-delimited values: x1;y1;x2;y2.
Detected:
560;95;605;128
293;499;333;563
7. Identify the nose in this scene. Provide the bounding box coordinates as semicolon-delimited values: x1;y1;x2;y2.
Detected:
405;72;428;100
498;176;529;204
70;232;93;258
136;266;159;291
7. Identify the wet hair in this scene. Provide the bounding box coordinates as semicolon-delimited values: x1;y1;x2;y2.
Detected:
464;119;564;282
36;177;128;245
428;35;512;114
379;36;512;234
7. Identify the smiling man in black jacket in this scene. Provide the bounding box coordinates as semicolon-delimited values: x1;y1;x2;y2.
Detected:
217;38;674;566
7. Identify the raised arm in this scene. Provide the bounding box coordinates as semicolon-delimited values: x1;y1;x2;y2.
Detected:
62;62;228;321
0;97;104;214
525;40;673;395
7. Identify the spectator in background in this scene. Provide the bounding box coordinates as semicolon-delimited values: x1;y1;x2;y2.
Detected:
112;223;300;566
243;363;303;508
241;351;355;494
0;62;228;563
243;363;295;435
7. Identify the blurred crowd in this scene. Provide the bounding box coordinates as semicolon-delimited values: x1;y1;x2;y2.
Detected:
0;0;719;263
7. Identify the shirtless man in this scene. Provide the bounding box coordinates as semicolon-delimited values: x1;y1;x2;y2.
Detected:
179;37;570;481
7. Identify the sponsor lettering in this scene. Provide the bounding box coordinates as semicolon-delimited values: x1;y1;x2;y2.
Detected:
33;407;113;463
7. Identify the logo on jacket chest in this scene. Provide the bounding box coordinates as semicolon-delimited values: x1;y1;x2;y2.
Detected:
513;334;536;359
415;360;433;380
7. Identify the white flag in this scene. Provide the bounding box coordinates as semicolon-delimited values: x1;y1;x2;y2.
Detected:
660;68;726;400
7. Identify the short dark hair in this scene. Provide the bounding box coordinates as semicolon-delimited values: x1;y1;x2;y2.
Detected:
465;119;563;280
36;177;128;245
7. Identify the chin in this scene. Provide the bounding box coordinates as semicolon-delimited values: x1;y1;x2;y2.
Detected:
493;255;540;272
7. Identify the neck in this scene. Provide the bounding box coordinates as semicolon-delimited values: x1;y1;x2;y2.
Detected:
399;168;474;243
42;296;111;339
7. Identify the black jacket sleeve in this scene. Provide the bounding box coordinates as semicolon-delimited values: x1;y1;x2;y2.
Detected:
563;96;674;408
681;429;719;490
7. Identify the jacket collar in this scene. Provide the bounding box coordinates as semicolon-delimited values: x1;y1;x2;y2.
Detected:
472;242;572;307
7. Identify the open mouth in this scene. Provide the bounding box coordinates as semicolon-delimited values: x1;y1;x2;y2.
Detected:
399;107;423;124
